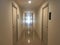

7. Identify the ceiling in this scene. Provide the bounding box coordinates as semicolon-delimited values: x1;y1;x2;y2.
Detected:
15;0;47;10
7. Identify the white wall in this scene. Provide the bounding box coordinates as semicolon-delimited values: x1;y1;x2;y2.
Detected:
48;0;60;45
0;0;21;45
0;0;13;45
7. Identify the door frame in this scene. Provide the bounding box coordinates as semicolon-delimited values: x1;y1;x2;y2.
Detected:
41;3;48;45
12;3;18;45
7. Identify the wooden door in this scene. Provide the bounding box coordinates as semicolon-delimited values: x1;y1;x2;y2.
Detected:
42;5;48;45
12;4;18;45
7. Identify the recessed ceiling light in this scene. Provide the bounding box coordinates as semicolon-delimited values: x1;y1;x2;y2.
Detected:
28;0;31;4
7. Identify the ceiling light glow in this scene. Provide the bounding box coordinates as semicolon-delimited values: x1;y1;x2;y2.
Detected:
28;0;31;4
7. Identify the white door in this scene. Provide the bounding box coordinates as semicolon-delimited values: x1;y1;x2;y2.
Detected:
12;5;18;45
42;6;48;45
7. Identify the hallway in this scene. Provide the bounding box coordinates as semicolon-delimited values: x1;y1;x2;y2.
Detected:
0;0;60;45
16;30;41;45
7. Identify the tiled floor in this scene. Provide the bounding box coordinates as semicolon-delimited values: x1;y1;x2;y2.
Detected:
16;30;41;45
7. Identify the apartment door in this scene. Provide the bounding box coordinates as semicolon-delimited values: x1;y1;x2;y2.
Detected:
12;4;18;45
42;5;48;45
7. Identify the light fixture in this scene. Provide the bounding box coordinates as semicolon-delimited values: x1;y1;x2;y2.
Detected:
28;0;31;4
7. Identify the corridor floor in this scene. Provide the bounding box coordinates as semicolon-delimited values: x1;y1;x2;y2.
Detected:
16;30;41;45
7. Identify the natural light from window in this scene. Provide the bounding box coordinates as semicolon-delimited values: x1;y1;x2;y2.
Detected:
23;11;35;27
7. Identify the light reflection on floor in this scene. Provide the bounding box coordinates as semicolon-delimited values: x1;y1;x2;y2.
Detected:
16;30;41;45
28;39;30;43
